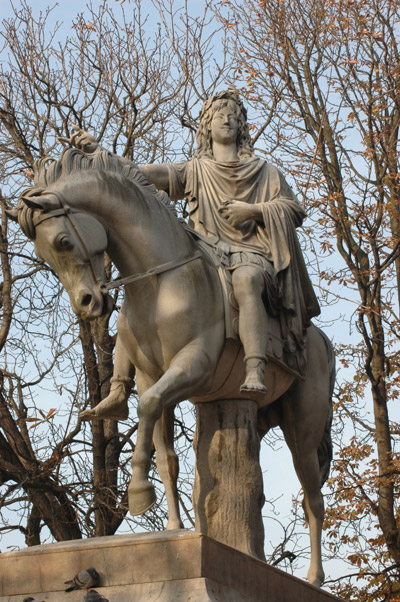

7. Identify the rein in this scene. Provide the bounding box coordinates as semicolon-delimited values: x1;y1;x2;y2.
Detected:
33;190;203;292
101;252;203;292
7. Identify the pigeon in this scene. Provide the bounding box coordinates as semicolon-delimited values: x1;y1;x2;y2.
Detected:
84;591;109;602
64;567;100;591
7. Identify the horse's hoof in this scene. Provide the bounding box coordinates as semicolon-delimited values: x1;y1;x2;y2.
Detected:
307;573;324;588
166;519;184;530
128;482;157;516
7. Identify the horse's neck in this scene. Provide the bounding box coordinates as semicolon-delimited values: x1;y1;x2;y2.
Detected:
66;171;192;277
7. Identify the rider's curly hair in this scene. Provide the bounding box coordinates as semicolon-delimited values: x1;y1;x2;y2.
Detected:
194;91;254;160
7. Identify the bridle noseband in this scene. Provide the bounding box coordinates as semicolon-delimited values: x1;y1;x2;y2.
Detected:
33;190;105;291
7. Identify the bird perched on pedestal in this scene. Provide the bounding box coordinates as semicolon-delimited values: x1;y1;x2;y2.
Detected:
84;590;109;602
64;567;100;591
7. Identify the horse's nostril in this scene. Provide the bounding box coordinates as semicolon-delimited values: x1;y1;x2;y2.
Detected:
81;293;92;307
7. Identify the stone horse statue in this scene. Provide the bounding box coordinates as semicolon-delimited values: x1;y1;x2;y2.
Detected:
8;147;335;587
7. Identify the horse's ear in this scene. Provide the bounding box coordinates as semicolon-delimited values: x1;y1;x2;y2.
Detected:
5;208;19;222
21;194;58;212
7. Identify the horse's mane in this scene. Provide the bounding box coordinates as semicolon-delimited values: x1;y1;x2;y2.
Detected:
35;147;177;212
16;147;180;239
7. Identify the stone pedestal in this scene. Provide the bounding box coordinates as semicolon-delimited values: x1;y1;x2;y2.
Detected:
0;530;344;602
193;399;265;560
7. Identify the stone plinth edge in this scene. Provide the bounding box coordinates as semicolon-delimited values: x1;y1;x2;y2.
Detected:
0;530;344;602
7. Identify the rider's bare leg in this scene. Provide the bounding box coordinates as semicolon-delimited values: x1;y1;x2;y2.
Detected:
231;266;268;396
80;335;134;421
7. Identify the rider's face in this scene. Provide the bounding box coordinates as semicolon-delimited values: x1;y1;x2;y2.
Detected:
210;104;239;146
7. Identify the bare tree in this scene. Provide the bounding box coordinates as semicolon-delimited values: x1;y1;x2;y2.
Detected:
217;0;400;598
0;0;230;547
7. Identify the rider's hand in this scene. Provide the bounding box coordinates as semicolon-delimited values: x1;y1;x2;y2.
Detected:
58;125;99;153
218;200;261;227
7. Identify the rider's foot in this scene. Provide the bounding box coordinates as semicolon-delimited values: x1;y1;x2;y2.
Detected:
240;357;268;398
80;376;132;421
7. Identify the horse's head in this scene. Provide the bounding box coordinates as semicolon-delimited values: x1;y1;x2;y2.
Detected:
8;189;113;320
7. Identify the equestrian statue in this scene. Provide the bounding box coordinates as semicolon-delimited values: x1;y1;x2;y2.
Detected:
8;92;335;587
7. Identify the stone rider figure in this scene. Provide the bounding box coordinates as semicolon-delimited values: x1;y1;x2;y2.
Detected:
76;90;320;418
140;91;320;396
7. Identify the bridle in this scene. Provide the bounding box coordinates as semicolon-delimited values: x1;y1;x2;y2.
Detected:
32;190;106;291
31;189;203;294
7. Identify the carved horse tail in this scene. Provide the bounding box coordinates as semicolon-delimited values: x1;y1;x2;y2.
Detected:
316;327;335;487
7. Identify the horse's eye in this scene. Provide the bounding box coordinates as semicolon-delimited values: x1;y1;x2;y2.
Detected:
56;235;73;251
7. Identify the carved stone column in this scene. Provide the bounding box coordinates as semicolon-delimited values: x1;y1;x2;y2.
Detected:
193;398;265;560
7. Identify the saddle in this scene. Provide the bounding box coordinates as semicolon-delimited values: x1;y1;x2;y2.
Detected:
193;234;307;381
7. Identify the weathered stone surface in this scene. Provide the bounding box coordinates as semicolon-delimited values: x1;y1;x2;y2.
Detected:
193;398;265;560
0;531;344;602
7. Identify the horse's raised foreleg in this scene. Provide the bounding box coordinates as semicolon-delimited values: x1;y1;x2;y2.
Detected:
129;342;216;516
152;405;184;530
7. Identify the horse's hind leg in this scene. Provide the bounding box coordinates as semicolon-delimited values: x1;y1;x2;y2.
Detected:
129;341;218;516
152;405;184;530
279;384;329;587
292;440;325;587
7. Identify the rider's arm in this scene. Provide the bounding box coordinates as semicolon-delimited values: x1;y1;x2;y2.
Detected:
140;162;187;202
139;164;170;191
63;128;187;201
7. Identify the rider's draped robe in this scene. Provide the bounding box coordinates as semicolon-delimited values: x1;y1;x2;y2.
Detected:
167;156;320;349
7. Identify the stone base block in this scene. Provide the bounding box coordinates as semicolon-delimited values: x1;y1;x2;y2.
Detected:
0;530;343;602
